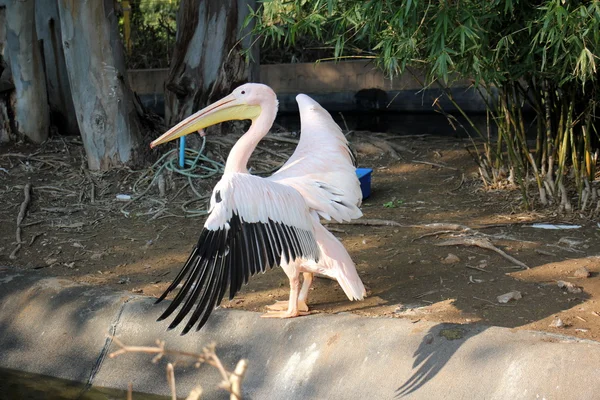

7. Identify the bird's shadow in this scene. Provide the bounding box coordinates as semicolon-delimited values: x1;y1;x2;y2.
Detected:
395;323;488;397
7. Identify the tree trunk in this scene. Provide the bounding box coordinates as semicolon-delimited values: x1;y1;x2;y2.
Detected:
0;6;15;143
3;0;50;143
35;0;79;136
165;0;258;132
58;0;143;170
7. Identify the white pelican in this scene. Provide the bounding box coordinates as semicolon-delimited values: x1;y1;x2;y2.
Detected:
151;83;366;334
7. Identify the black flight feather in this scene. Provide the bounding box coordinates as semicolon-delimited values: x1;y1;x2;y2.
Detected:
155;212;320;334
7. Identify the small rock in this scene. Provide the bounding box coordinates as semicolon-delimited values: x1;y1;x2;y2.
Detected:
116;194;132;201
573;267;591;279
441;253;461;264
118;277;130;284
45;258;58;266
131;288;143;294
497;291;522;303
557;280;583;294
550;317;565;328
424;333;434;344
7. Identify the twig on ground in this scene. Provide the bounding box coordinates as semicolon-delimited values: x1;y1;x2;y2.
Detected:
324;218;408;227
473;296;515;307
262;135;299;145
365;137;401;159
255;145;290;160
21;220;44;227
414;289;439;299
35;185;76;194
437;237;528;269
411;223;472;231
41;207;82;214
29;233;43;246
338;112;351;134
466;265;492;273
10;183;31;259
412;160;458;171
451;173;465;191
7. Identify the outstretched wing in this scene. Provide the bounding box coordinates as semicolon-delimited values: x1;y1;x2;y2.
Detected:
269;94;362;222
156;173;320;334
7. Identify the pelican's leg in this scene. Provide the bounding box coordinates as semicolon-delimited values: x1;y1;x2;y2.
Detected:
266;272;312;312
298;272;313;310
263;259;309;318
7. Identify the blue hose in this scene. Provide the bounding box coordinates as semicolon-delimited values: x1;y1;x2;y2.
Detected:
179;136;186;168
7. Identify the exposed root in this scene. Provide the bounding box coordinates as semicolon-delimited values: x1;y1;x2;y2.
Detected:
436;237;529;269
10;183;31;259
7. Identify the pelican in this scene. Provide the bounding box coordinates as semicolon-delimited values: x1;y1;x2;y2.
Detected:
151;83;366;334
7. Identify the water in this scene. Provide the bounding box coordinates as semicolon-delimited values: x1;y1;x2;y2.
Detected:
276;111;492;138
0;368;169;400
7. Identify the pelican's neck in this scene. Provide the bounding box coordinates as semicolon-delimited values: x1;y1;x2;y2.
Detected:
224;102;277;174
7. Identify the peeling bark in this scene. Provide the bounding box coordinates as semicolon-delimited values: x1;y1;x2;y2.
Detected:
165;0;258;132
58;0;143;170
3;0;50;143
0;6;14;143
35;0;79;136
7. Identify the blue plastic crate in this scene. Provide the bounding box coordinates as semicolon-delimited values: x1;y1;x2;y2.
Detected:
355;168;373;199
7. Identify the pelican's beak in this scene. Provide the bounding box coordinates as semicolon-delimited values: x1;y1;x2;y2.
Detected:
150;94;261;148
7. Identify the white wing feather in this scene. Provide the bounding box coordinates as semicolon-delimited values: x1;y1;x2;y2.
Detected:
269;94;362;222
205;173;313;232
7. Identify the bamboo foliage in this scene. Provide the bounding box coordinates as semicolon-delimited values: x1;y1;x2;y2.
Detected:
253;0;600;213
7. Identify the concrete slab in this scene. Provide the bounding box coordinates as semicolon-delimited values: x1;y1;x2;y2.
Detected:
0;268;132;385
2;266;600;399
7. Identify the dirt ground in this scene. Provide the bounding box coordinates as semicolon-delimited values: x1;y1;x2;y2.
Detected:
1;131;600;341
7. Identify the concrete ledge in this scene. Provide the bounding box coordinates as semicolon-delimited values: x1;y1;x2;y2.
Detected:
1;267;600;399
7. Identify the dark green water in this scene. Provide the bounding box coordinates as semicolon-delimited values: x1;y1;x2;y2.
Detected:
0;368;170;400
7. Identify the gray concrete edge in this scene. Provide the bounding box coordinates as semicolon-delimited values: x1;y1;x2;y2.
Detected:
2;267;600;399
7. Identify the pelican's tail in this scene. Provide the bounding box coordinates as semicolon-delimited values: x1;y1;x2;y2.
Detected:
312;219;366;301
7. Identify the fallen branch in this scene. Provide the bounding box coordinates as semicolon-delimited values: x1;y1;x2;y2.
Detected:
437;237;529;269
10;183;31;259
410;223;472;231
413;229;469;241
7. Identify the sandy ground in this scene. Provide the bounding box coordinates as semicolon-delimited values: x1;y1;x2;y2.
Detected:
1;131;599;340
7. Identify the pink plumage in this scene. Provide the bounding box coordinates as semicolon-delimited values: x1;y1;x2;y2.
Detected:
152;83;366;334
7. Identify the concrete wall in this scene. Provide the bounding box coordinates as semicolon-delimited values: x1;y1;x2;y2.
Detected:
127;62;486;114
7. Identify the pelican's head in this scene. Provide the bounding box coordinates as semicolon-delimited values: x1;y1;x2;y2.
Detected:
151;83;277;148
